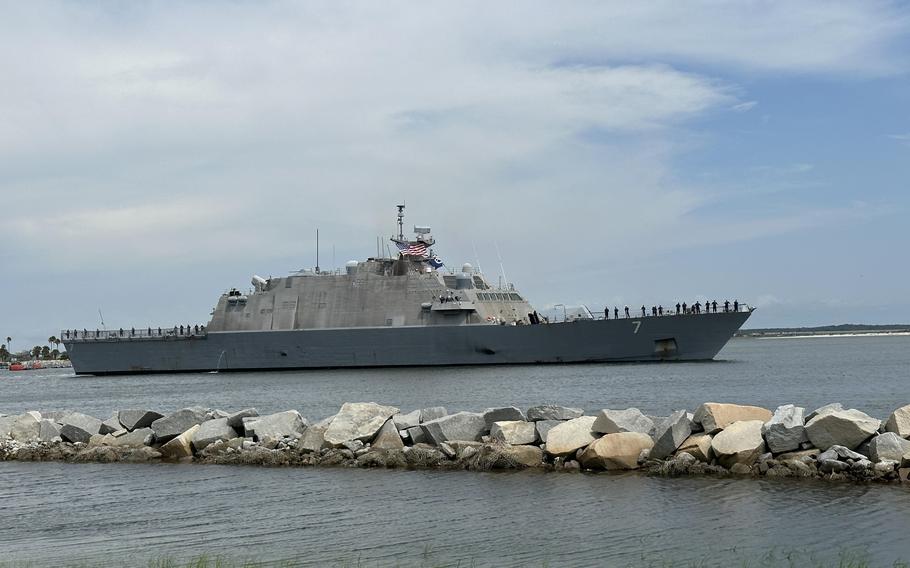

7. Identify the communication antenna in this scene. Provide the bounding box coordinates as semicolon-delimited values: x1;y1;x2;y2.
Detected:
471;240;484;274
495;241;509;289
396;204;406;241
315;228;320;273
98;308;106;330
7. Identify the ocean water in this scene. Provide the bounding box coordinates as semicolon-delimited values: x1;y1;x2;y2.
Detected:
2;336;910;566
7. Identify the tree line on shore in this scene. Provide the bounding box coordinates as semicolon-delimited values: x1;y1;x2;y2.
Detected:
0;336;68;362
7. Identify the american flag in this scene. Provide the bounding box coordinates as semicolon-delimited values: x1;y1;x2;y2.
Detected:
395;241;428;257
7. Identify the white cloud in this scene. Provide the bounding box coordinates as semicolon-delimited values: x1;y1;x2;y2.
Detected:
731;101;758;112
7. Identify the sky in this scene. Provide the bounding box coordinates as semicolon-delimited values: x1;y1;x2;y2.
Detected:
1;1;909;349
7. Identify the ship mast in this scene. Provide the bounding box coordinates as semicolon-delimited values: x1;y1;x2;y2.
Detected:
397;204;405;241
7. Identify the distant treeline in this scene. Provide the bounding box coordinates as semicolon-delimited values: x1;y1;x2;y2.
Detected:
737;323;910;336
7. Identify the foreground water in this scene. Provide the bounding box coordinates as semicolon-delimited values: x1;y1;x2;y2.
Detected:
3;336;910;566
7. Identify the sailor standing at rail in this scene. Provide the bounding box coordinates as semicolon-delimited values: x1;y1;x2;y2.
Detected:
624;306;630;318
604;307;609;319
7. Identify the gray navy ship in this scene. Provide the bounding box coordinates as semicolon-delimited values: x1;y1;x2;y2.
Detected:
63;205;752;375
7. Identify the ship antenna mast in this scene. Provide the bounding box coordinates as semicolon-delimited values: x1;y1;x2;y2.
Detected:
396;204;405;241
315;228;320;273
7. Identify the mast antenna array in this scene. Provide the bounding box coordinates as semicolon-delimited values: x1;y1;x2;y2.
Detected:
396;204;405;241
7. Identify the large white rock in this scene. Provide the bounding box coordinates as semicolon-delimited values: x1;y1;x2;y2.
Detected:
806;403;843;422
117;409;164;431
805;408;880;450
859;432;910;463
592;408;653;435
151;407;209;442
884;404;910;439
9;412;42;442
60;412;103;443
371;419;405;450
527;405;583;421
711;420;766;468
762;405;809;454
192;418;239;451
159;424;200;459
579;432;654;470
421;412;487;444
490;421;538;445
694;403;772;434
324;403;398;446
544;416;597;456
650;410;693;460
246;410;308;442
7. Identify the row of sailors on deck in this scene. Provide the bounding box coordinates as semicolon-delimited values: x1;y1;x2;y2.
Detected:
64;325;206;339
604;300;740;319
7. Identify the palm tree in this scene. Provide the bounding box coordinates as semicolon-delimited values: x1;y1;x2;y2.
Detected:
5;337;10;354
48;336;58;359
54;337;61;356
50;348;60;360
0;345;8;362
31;346;42;360
41;346;51;359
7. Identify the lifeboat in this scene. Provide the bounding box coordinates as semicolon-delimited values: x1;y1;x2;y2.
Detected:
9;363;25;371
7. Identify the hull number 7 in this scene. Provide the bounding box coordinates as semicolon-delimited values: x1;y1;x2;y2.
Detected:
632;321;641;334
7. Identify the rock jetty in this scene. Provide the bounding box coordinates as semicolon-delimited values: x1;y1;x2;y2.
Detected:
2;402;910;484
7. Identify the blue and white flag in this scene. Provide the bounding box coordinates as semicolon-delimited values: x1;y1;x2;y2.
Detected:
428;255;444;269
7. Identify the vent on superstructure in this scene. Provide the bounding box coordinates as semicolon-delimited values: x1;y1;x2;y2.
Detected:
443;275;457;288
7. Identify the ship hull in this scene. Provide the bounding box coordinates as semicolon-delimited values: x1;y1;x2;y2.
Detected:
63;311;751;375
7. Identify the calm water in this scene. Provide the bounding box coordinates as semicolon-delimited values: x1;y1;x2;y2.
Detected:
2;336;910;566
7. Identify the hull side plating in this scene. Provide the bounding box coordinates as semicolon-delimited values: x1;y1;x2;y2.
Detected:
64;311;750;375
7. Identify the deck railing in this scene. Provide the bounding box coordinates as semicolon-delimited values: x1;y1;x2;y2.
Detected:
61;326;207;342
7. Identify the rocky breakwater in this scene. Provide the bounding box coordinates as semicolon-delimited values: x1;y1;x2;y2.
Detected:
2;402;910;484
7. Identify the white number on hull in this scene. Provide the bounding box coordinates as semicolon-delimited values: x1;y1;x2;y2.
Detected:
632;321;641;334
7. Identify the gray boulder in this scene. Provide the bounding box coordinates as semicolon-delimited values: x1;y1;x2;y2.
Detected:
371;419;405;450
151;407;209;443
490;421;538;445
650;410;694;460
225;408;259;431
527;405;583;421
535;420;562;444
38;419;62;442
762;405;809;454
100;414;122;435
544;416;597;456
9;412;42;442
859;432;910;463
406;425;428;444
0;415;16;439
117;409;164;431
482;407;526;428
110;428;154;447
324;402;398;446
299;417;333;453
421;412;487;444
711;420;766;468
805;408;880;450
192;418;239;451
60;412;103;443
818;445;866;462
245;410;308;442
884;404;910;439
592;408;653;435
159;424;200;459
393;410;421;430
420;407;448;422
